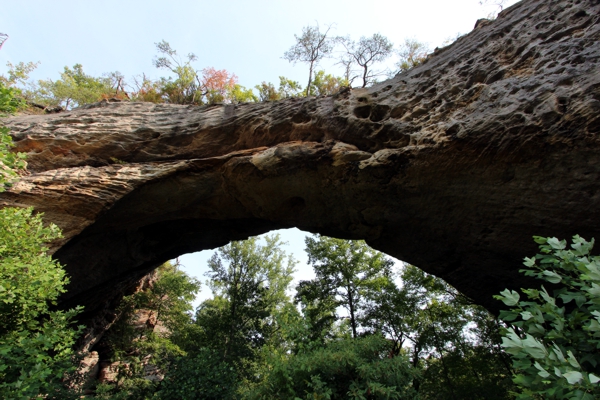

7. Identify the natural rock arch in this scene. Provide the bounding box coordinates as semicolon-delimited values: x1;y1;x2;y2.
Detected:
2;0;599;322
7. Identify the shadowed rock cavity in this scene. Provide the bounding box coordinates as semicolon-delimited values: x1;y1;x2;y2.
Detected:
2;0;600;321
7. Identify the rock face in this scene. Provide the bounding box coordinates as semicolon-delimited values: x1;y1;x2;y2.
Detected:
1;0;599;317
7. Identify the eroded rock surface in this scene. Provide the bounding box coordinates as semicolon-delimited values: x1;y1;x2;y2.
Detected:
2;0;599;316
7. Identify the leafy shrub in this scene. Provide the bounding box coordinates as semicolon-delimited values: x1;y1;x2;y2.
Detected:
0;206;83;399
157;348;238;400
496;235;600;399
0;82;24;115
249;335;418;400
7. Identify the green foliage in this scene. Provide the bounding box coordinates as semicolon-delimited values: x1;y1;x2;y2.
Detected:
278;76;303;98
152;40;202;105
0;85;27;187
130;76;164;103
157;348;238;400
419;345;514;399
363;264;514;398
248;335;418;400
284;24;334;96
37;63;114;109
0;82;25;115
97;262;200;399
0;207;83;399
0;127;27;191
309;70;348;96
396;39;429;73
137;262;201;333
254;81;281;102
496;235;600;399
298;235;394;339
195;235;296;370
0;121;83;398
254;76;304;102
0;61;39;89
228;84;258;103
0;61;39;110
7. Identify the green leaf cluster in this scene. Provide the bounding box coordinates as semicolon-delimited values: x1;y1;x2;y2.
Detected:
37;64;114;109
297;236;394;340
0;81;25;116
496;235;600;399
255;76;304;102
248;335;418;400
0;127;26;191
0;205;83;398
309;71;349;96
156;348;237;400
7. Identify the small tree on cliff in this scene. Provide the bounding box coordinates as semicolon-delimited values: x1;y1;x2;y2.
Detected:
396;38;429;73
153;40;201;104
339;33;394;88
283;24;334;97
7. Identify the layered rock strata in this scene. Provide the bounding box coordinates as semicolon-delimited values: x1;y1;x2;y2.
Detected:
1;0;599;316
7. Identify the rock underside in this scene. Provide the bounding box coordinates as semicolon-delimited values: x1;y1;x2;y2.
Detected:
1;0;599;328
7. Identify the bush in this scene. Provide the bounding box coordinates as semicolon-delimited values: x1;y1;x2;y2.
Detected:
249;335;418;400
496;235;600;399
0;206;83;399
0;82;24;115
157;348;238;400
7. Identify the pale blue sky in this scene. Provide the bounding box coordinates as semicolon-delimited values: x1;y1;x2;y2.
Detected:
1;0;519;307
1;0;516;89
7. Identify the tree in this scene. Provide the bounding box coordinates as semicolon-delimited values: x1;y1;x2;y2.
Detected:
36;64;114;109
130;74;164;103
153;40;202;105
362;264;513;398
496;235;600;399
278;76;303;98
0;207;84;399
152;41;245;105
362;265;512;399
201;67;238;104
98;261;200;399
1;61;39;104
134;261;200;333
396;39;429;73
298;236;394;339
283;24;334;97
198;235;296;365
0;82;25;117
0;61;39;93
339;33;393;88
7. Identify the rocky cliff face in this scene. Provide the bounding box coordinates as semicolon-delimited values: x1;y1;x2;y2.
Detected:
1;0;599;316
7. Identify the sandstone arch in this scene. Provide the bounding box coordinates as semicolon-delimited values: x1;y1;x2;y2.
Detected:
2;0;599;321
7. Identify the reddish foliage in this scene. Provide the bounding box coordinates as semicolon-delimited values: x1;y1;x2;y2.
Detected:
201;67;238;97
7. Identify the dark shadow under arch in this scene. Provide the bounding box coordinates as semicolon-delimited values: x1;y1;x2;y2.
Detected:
0;0;598;323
